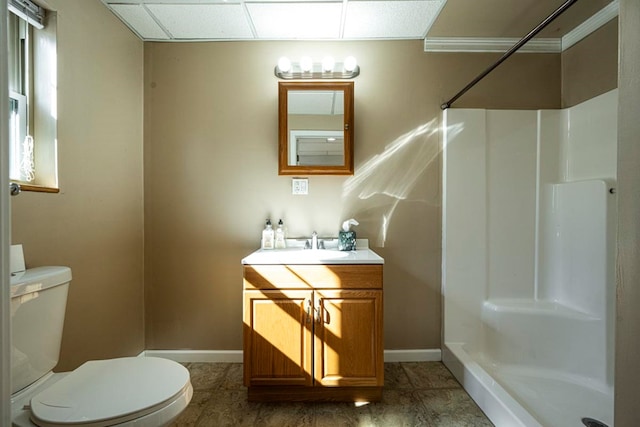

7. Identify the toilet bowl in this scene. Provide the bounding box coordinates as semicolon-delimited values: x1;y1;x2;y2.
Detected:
10;267;193;426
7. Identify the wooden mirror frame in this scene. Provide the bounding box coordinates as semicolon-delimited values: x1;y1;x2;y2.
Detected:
278;81;354;175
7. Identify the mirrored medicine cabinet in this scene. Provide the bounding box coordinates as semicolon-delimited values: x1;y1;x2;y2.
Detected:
278;81;354;175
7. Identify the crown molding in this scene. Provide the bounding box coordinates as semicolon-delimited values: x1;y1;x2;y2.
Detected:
562;0;619;51
425;0;619;54
424;37;561;53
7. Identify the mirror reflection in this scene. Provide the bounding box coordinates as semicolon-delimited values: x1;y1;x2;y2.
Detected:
288;90;344;166
278;82;354;175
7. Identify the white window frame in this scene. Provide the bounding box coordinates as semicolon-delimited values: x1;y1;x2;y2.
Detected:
7;4;58;191
8;91;27;181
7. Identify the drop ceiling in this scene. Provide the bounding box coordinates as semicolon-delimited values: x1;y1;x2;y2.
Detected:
102;0;447;41
102;0;617;45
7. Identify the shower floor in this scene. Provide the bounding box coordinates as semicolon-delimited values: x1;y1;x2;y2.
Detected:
481;357;613;427
445;343;613;427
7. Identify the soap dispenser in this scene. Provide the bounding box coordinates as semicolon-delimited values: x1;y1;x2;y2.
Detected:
275;219;286;249
261;219;275;250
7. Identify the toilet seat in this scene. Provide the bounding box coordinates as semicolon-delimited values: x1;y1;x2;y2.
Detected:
29;357;192;427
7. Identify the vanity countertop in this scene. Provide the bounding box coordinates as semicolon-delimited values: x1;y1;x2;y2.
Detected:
241;239;384;265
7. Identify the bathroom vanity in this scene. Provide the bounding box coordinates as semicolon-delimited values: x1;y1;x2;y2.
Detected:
241;243;384;402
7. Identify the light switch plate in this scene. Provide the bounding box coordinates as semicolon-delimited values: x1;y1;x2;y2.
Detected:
292;178;308;195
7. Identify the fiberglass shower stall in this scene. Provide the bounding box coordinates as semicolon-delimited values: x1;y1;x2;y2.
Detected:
442;90;617;427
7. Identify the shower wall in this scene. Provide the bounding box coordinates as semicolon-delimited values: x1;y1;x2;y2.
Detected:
443;109;539;352
443;88;618;355
442;89;618;425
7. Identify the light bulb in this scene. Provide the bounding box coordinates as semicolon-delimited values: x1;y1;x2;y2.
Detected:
322;56;335;73
300;56;313;73
344;56;357;72
277;57;291;73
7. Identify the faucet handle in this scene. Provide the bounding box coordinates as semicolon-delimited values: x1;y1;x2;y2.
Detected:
318;240;325;250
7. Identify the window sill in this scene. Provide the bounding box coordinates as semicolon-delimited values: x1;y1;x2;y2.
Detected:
12;182;60;193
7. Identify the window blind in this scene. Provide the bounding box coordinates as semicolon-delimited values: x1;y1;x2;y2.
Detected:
8;0;44;29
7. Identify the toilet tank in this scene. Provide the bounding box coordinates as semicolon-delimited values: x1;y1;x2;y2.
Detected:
11;266;72;394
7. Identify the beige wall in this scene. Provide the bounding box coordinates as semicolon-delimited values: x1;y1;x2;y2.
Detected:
562;18;618;107
7;0;635;419
143;40;560;351
11;0;144;371
14;0;614;367
615;1;640;424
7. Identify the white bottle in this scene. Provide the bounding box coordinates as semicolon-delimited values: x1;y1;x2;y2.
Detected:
275;219;286;249
261;219;275;250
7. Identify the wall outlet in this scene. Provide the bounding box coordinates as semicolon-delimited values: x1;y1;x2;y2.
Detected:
292;178;308;195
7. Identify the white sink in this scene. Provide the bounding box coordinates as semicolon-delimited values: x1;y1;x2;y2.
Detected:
249;249;350;263
241;247;384;265
285;249;350;261
242;239;384;265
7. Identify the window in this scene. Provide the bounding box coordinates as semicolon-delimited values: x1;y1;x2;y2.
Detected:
9;91;29;181
8;0;58;192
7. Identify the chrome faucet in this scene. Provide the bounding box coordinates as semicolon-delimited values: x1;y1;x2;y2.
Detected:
304;231;324;250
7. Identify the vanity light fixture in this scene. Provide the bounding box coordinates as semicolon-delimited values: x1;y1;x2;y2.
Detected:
322;56;335;72
275;56;360;79
300;56;313;73
277;57;292;73
344;56;357;73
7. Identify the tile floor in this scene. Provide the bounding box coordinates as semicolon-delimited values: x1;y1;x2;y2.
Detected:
170;362;494;426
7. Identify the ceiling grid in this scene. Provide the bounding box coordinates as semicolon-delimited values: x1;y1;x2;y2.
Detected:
102;0;617;51
103;0;447;41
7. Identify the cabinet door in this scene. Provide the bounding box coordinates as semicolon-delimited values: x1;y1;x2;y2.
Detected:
244;289;313;386
314;289;383;387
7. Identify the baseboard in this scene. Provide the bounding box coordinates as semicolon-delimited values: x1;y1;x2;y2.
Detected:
141;349;441;363
384;349;441;362
143;350;243;363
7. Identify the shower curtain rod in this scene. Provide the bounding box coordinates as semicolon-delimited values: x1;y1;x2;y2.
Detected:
440;0;581;110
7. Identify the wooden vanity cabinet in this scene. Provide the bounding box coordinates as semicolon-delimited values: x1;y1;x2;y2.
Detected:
243;264;383;402
243;289;314;387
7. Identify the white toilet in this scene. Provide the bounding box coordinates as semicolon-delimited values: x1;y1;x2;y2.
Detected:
10;266;193;427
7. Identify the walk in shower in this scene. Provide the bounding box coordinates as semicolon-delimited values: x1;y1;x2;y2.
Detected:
442;90;617;427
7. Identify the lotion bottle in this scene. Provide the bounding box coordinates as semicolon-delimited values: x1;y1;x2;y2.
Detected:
261;219;274;250
275;219;286;249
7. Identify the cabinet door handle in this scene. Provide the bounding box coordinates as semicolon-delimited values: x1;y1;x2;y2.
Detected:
305;299;312;324
315;300;323;324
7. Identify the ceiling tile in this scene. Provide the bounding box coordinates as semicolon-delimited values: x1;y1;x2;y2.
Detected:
109;4;169;39
246;2;342;39
288;91;344;115
146;4;254;39
103;0;606;42
289;91;336;115
344;0;446;39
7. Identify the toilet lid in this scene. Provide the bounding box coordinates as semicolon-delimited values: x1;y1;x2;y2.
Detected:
30;357;190;427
